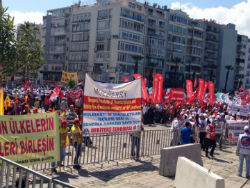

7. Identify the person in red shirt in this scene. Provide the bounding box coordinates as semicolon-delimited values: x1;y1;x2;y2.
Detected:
205;117;219;158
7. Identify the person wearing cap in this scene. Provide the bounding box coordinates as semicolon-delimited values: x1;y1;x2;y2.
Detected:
71;118;82;169
215;115;223;150
33;107;38;114
198;114;207;150
179;121;197;145
205;117;218;158
236;126;250;178
66;104;78;126
51;120;70;173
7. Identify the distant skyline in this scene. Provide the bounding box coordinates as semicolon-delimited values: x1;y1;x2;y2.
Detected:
2;0;250;37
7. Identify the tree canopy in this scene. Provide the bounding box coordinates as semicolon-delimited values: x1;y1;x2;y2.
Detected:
0;7;44;80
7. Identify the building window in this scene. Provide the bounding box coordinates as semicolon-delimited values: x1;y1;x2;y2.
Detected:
71;43;89;52
72;22;90;32
97;20;110;30
118;41;143;54
98;9;112;19
120;31;143;43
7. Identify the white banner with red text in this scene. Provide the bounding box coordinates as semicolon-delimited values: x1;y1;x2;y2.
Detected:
227;120;249;144
82;74;142;134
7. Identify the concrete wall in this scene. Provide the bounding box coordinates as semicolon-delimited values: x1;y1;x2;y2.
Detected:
175;157;225;188
159;143;202;177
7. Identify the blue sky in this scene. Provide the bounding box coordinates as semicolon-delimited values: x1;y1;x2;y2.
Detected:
3;0;245;12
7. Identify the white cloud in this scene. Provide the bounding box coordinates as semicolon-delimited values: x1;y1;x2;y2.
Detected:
8;10;44;26
170;0;250;37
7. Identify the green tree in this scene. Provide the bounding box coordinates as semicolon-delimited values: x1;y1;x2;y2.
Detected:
15;22;45;80
0;7;16;78
67;79;76;88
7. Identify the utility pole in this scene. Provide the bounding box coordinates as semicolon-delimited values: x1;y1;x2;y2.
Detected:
0;0;2;7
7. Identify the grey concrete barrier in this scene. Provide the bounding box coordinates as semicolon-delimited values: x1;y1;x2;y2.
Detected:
175;157;225;188
159;143;203;177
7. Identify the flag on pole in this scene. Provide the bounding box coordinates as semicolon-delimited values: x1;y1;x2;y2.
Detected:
0;88;4;115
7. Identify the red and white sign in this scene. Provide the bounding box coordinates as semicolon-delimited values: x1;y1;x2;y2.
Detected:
82;74;142;134
227;120;249;144
164;88;185;102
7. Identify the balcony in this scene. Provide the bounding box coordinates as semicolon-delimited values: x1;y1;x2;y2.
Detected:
145;61;163;68
120;13;145;23
50;46;65;54
51;28;66;36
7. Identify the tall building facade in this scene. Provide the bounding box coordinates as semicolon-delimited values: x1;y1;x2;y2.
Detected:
234;35;250;89
41;0;249;90
217;23;237;92
165;10;188;88
41;6;72;81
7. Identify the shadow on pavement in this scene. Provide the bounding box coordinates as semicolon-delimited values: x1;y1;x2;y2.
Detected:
75;161;158;182
212;157;232;164
53;172;80;183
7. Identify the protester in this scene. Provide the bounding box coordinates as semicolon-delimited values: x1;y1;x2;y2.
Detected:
179;121;197;144
236;126;250;178
205;117;217;158
198;113;207;150
71;118;82;169
131;124;144;161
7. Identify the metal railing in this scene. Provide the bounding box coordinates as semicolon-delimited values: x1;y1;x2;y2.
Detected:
25;129;176;171
0;156;78;188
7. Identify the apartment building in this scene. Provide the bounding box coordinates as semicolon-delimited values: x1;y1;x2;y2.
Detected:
165;9;189;88
185;19;204;81
217;23;237;92
41;6;71;81
235;35;250;89
41;0;249;90
143;3;168;86
203;21;220;84
242;39;250;89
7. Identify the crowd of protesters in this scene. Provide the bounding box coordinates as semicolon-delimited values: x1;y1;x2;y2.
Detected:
1;84;250;178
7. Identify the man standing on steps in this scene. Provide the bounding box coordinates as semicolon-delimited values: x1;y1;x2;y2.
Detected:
236;125;250;178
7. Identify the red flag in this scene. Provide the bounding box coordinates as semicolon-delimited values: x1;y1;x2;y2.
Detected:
23;80;30;90
194;78;197;88
152;75;159;104
202;82;208;99
123;76;130;83
50;87;61;102
134;74;149;103
186;80;193;99
143;77;148;86
156;73;163;104
197;78;205;103
208;81;215;105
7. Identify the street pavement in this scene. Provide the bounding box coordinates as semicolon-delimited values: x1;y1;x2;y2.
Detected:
50;142;250;188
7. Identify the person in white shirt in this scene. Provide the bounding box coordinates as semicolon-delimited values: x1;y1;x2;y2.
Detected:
198;114;207;150
236;126;250;178
215;115;223;150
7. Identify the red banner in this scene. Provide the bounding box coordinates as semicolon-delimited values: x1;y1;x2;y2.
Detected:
134;74;149;103
202;81;208;100
197;78;205;103
123;76;130;83
194;78;197;88
208;81;215;105
152;75;159;104
186;80;193;99
169;88;185;102
143;77;148;87
156;74;163;104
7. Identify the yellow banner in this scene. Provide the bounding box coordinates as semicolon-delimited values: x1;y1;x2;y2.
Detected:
61;71;78;83
0;88;4;115
0;112;60;166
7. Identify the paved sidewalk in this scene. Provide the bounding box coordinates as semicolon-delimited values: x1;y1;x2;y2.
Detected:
49;144;250;188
